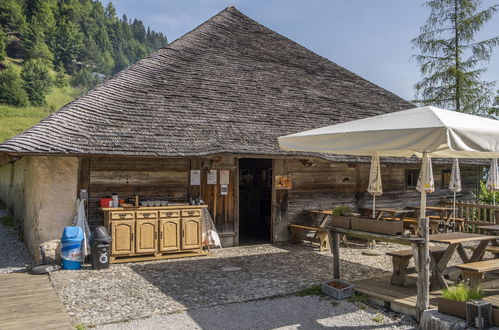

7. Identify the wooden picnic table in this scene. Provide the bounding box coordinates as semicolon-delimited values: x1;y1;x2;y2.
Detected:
407;206;457;233
306;210;333;228
429;232;498;289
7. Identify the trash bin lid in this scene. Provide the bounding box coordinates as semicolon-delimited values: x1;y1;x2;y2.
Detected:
62;226;84;240
90;226;112;243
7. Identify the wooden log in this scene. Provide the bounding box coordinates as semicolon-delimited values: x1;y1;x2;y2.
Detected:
390;255;411;286
415;217;429;323
328;230;341;279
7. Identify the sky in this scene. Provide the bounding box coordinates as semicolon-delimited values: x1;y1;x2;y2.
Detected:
101;0;499;101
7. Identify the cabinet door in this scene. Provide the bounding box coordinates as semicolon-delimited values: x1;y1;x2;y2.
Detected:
158;219;180;252
111;220;135;255
181;218;202;250
135;220;157;254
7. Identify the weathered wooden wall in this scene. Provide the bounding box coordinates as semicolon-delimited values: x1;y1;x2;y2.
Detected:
80;155;482;247
83;156;239;247
284;158;481;226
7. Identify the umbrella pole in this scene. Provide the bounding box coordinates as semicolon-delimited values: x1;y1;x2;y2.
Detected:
420;152;427;219
453;191;456;232
373;195;376;219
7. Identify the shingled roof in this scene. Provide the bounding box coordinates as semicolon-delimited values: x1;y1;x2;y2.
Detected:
0;6;413;160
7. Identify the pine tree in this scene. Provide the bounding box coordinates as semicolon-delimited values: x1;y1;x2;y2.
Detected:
21;59;52;106
412;0;499;115
0;67;28;106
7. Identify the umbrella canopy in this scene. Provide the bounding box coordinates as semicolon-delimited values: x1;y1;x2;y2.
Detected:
449;159;462;193
416;156;435;194
367;155;383;217
486;158;499;206
279;106;499;159
486;159;499;191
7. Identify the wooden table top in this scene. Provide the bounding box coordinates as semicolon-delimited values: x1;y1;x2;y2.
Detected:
407;206;454;211
430;232;497;244
478;224;499;231
307;210;333;215
375;208;414;214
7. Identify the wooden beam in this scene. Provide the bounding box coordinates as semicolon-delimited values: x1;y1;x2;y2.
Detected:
415;217;429;322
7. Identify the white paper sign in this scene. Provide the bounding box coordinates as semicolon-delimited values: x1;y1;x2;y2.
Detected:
190;170;201;185
220;170;230;185
207;170;217;184
220;184;228;195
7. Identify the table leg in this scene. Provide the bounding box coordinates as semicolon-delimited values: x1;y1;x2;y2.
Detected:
470;240;489;262
462;270;484;290
433;243;458;290
390;256;411;286
457;245;469;263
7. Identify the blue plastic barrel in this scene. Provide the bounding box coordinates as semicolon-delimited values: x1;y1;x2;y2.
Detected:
60;227;84;270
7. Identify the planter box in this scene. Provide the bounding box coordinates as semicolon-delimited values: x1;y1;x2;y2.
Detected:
438;297;467;319
321;279;354;299
350;216;403;236
492;307;499;326
331;216;350;229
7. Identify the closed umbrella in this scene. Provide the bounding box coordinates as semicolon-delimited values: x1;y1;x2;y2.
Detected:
279;105;499;316
486;158;499;206
416;156;435;194
367;154;383;218
449;159;461;231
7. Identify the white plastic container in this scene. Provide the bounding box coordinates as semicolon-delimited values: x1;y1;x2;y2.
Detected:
111;193;119;208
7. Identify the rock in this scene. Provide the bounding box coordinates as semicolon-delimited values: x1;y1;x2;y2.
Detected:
420;309;467;330
41;239;61;263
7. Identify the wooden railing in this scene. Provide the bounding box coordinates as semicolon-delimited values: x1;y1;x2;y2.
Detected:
440;200;499;232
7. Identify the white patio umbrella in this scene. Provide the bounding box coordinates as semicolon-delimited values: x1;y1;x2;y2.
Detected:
278;106;499;315
367;154;383;218
486;158;499;205
449;159;462;231
416;156;435;194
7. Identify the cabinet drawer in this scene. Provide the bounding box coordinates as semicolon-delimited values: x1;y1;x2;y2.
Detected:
136;211;158;219
159;210;180;218
181;209;202;217
110;211;134;220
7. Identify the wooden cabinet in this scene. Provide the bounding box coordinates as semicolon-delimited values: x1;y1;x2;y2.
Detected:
182;217;202;250
159;219;181;252
111;220;135;255
135;220;157;254
103;206;206;262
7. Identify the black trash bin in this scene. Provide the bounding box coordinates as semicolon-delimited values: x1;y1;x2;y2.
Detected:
89;226;112;270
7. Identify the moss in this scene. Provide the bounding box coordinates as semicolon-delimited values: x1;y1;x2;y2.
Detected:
295;284;322;297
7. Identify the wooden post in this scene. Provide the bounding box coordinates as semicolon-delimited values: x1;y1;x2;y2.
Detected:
416;217;429;322
328;230;341;279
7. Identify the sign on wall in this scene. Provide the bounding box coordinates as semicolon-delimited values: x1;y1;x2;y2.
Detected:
220;170;230;185
190;170;201;185
275;175;292;190
207;170;217;184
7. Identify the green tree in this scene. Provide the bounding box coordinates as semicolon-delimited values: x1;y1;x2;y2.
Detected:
21;59;52;106
54;19;83;73
0;67;28;106
412;0;499;115
0;0;26;32
0;28;6;61
54;62;69;88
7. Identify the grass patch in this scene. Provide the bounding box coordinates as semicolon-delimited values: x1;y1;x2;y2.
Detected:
295;284;322;297
74;323;86;330
442;283;484;302
0;213;14;227
348;292;368;304
0;85;80;142
372;314;384;323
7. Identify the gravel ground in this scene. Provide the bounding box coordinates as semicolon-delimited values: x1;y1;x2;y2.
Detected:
95;295;417;330
0;209;33;274
50;242;412;326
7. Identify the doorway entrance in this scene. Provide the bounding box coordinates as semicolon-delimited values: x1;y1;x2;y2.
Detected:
238;158;272;245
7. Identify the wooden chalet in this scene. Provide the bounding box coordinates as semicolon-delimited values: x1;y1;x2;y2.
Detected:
0;7;484;259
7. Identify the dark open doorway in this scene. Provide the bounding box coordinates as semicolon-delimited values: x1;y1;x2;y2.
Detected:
238;158;272;245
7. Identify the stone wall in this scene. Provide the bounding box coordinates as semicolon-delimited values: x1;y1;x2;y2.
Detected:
0;156;79;261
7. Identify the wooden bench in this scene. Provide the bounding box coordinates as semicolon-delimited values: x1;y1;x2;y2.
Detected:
403;217;443;234
288;224;329;251
386;247;447;286
456;259;499;289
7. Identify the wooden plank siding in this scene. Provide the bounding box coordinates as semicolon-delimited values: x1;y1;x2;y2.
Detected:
81;155;481;247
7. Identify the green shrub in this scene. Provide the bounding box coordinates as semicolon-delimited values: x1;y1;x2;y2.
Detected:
442;283;483;302
333;206;353;216
0;67;28;106
21;59;52;106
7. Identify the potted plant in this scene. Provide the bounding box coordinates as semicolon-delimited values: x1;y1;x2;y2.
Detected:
331;206;352;229
438;284;484;319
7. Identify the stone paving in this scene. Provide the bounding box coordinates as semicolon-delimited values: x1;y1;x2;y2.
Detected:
50;243;405;326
